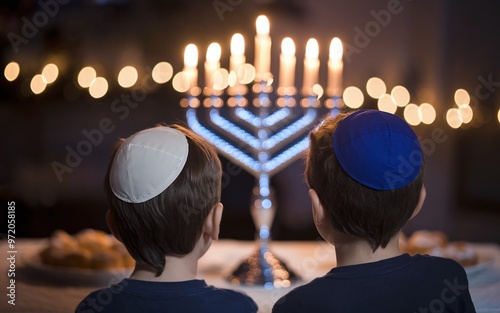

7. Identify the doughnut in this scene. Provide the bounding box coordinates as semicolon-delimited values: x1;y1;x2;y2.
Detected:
39;229;134;270
405;230;447;255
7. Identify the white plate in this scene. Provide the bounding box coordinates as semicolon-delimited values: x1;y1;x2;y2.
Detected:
23;251;133;286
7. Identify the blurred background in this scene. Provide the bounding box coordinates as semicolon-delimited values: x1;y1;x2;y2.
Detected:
1;0;499;243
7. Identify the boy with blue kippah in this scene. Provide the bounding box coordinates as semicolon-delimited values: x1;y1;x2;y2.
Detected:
76;125;257;313
273;110;475;312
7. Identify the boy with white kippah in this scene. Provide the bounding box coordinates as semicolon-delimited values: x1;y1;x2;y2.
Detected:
76;125;257;313
273;110;475;312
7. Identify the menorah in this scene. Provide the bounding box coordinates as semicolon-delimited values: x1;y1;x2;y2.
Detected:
174;15;344;289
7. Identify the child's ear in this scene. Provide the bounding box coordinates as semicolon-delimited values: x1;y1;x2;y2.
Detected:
309;189;326;226
204;202;223;240
410;184;427;220
106;209;121;241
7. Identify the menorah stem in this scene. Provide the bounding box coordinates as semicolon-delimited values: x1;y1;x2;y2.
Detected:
253;175;273;246
226;82;300;288
256;81;273;245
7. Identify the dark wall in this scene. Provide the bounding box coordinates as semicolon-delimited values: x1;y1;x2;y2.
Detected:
1;0;499;243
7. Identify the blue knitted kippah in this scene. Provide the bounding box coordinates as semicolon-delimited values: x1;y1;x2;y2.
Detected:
333;110;422;190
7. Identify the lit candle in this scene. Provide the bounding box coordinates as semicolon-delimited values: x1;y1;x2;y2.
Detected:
229;33;247;95
230;33;245;72
183;44;198;91
302;38;319;95
254;15;271;81
279;37;296;94
205;42;221;89
328;37;343;97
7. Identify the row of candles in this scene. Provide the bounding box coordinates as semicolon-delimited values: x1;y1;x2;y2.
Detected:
182;15;343;97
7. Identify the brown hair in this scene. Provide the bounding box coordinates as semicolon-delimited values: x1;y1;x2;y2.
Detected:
105;124;221;276
305;113;423;251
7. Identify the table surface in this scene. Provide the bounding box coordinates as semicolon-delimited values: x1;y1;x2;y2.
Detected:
1;239;499;313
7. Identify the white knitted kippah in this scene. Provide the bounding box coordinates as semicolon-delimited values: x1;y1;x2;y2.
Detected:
109;126;189;203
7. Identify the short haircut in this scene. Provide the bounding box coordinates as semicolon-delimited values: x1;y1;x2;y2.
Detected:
305;113;424;251
105;124;221;276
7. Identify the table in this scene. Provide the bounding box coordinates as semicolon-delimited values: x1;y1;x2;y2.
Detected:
1;239;499;313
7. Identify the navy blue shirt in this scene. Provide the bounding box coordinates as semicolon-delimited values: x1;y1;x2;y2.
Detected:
76;279;257;313
273;254;476;313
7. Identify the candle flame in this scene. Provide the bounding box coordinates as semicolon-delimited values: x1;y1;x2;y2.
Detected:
184;44;198;68
256;15;270;36
329;37;343;61
281;37;295;57
305;38;319;59
206;43;221;63
231;33;245;56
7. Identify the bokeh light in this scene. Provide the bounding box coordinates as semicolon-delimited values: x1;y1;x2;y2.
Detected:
312;84;324;99
89;77;108;98
78;67;97;88
4;62;20;81
454;88;470;108
172;71;190;93
377;94;397;114
391;85;410;107
459;105;473;124
212;68;229;90
41;63;59;84
446;108;463;129
419;103;436;125
118;66;138;88
404;103;420;126
366;77;386;99
237;64;256;84
343;86;364;109
152;62;173;84
30;74;47;94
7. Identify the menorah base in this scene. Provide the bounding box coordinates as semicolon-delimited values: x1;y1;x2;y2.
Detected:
227;248;300;289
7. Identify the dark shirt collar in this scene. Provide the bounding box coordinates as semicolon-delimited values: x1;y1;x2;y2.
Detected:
326;253;417;279
111;279;210;298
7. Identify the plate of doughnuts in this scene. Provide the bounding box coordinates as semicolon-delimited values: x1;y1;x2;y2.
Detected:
24;229;134;285
400;230;493;274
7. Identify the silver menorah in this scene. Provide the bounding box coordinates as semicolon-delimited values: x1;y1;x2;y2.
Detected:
175;15;344;288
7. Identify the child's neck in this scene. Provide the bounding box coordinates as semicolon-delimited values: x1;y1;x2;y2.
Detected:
129;235;212;282
334;233;401;267
129;254;199;282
